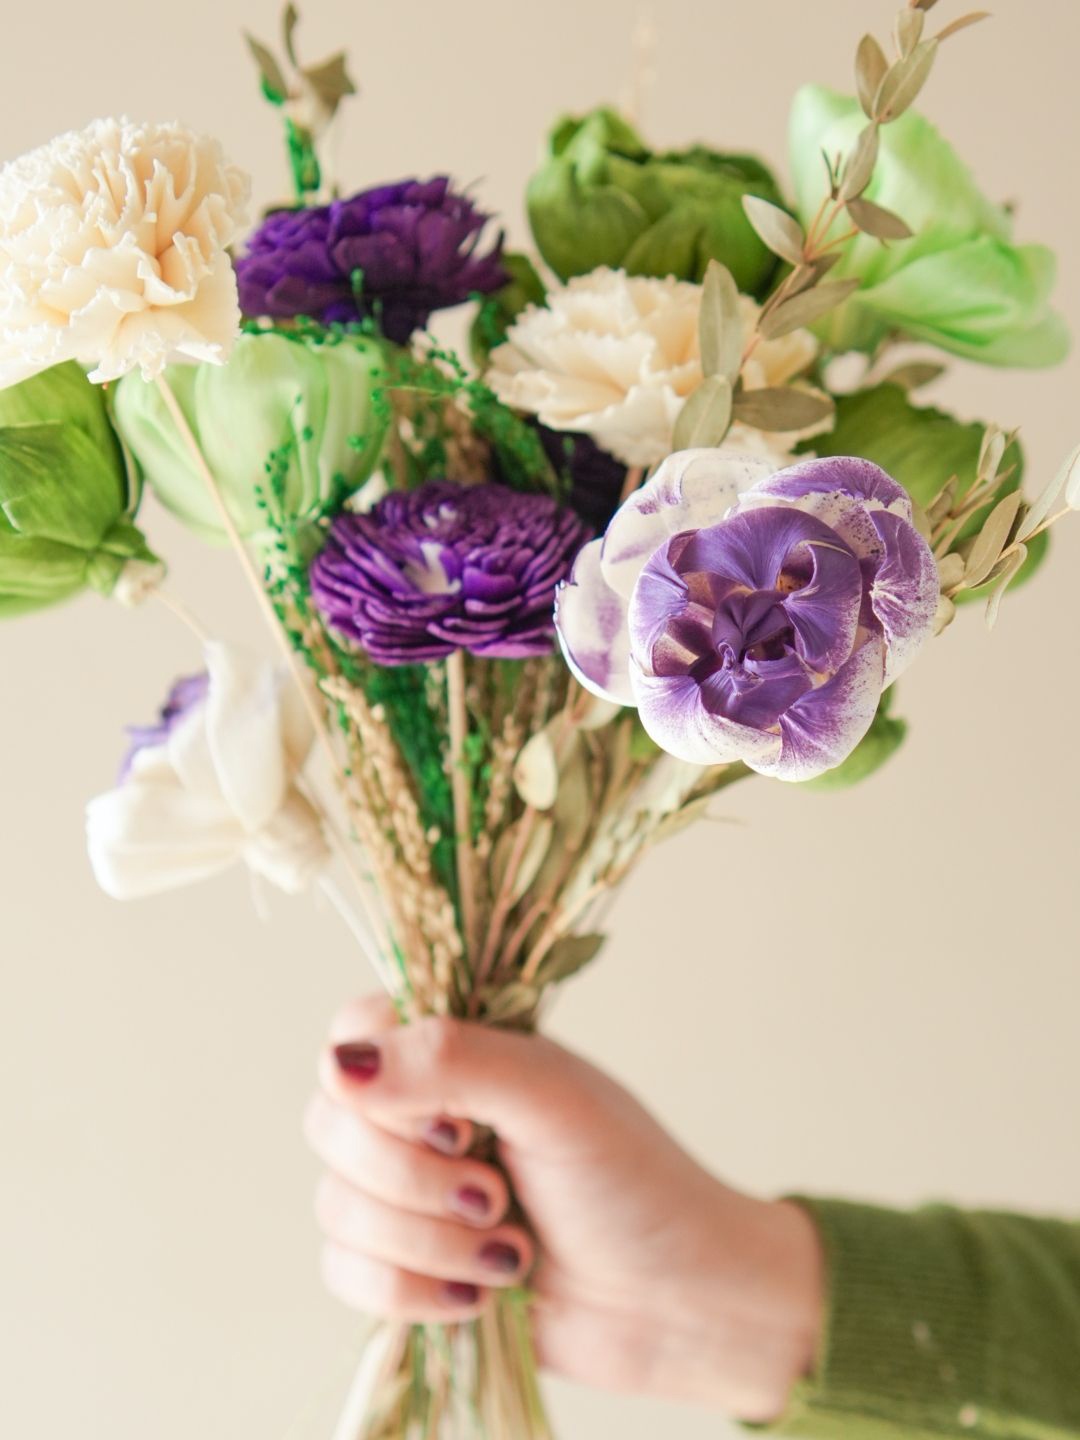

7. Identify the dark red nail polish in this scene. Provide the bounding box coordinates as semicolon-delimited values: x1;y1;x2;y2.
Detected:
450;1186;491;1221
334;1041;380;1080
423;1119;460;1154
478;1241;521;1274
443;1281;480;1306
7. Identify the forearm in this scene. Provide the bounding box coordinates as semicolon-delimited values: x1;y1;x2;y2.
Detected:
772;1199;1080;1440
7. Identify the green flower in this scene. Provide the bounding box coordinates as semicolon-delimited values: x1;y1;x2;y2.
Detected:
527;106;785;297
0;363;158;618
789;86;1069;367
113;329;388;544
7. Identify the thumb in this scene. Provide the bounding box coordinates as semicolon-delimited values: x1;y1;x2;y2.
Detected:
319;1014;589;1153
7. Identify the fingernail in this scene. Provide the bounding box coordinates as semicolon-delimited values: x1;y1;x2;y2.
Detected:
477;1241;521;1274
443;1281;480;1306
334;1041;380;1080
449;1185;491;1222
423;1119;460;1154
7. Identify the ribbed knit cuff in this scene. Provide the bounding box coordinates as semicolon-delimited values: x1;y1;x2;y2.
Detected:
769;1198;992;1440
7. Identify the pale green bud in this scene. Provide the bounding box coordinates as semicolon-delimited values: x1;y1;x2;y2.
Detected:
113;329;388;542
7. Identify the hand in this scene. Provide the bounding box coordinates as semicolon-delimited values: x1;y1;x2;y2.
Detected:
305;996;823;1422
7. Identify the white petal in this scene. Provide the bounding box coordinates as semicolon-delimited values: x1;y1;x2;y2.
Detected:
554;539;635;705
601;448;776;601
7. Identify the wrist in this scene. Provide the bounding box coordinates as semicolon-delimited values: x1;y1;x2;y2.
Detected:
691;1189;825;1421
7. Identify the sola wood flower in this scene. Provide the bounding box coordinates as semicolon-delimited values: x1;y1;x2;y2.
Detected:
310;479;591;664
236;177;506;344
556;449;939;781
0;118;250;386
486;268;818;468
87;644;329;898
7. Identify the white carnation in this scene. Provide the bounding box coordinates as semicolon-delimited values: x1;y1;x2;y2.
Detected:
0;117;251;387
486;268;821;468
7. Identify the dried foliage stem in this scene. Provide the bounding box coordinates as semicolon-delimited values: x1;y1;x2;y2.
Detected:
154;375;329;746
152;586;210;645
446;649;480;968
153;374;390;955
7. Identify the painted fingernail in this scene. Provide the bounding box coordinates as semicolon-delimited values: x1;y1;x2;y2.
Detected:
423;1119;460;1154
450;1185;492;1221
333;1041;380;1080
477;1241;521;1274
443;1281;480;1306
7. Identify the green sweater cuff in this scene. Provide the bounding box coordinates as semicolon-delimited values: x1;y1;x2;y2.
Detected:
768;1198;1080;1440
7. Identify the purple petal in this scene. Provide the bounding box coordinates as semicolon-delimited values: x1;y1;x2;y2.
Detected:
783;537;865;673
630;663;784;769
600;449;774;601
748;455;912;515
764;638;886;782
867;510;940;683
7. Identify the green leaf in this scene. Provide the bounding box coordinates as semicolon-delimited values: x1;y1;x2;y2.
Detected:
535;933;605;986
845;197;913;240
873;39;939;121
961;490;1023;589
759;279;861;339
301;51;357;109
731;387;834;432
855;35;889;119
741;196;805;266
984;543;1027;629
800;693;907;790
699;260;742;381
0;424;121;547
244;33;288;102
672;375;732;451
838;123;879;202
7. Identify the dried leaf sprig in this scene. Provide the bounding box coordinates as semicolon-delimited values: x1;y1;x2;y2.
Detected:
736;0;989;369
245;4;358;201
929;430;1080;632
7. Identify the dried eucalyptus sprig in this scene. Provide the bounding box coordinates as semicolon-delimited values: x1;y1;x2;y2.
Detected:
672;257;835;449
930;430;1080;632
740;0;989;359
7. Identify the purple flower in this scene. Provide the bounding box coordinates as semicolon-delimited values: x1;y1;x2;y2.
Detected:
119;672;209;779
311;480;593;664
236;178;507;344
556;449;940;781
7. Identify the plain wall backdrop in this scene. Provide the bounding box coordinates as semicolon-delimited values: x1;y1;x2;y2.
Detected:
1;3;1078;1437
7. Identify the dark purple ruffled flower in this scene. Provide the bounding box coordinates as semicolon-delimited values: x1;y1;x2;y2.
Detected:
119;672;209;779
556;450;940;781
311;480;592;664
236;177;507;344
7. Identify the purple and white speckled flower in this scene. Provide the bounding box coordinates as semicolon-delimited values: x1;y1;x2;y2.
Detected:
310;480;592;664
236;177;506;344
555;449;939;781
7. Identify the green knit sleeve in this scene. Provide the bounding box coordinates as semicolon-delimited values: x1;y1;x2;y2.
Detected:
772;1198;1080;1440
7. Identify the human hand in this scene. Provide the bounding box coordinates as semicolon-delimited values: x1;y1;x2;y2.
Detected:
305;996;823;1422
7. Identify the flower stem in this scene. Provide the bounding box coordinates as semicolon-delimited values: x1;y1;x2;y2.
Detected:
153;372;392;962
152;587;211;645
446;649;480;967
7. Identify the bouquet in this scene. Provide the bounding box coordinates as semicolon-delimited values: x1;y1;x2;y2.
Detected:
1;0;1077;1434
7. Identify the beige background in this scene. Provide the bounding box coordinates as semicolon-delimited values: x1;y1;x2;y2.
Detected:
1;2;1078;1436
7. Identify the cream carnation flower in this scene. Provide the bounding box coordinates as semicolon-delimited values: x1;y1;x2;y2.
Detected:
0;118;251;387
486;267;821;468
